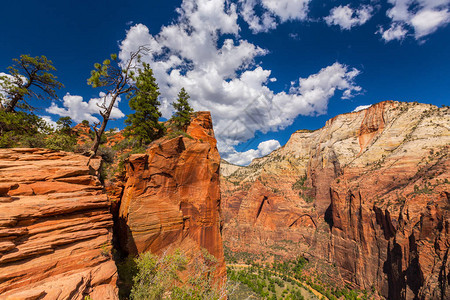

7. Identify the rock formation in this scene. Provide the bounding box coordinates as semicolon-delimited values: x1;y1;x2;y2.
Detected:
0;148;118;299
115;111;226;281
0;111;226;298
221;101;449;299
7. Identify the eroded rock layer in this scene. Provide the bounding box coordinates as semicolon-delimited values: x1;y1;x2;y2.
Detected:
0;148;118;300
221;101;449;299
116;111;226;281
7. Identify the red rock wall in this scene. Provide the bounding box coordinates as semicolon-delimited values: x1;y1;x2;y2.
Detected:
329;152;450;299
0;148;118;300
116;112;226;281
222;101;450;299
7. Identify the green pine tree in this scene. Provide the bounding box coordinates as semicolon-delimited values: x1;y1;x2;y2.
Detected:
0;54;63;112
124;62;165;145
171;87;193;130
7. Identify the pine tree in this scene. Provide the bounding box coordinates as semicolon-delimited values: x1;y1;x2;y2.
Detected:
124;62;164;145
0;55;63;112
171;87;193;130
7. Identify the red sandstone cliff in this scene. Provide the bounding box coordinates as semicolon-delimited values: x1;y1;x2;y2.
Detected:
0;111;226;299
0;148;118;300
115;111;226;281
221;101;449;299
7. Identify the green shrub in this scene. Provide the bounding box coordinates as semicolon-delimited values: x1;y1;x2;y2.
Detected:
0;110;51;148
167;130;193;140
75;142;116;163
45;133;77;151
302;194;314;203
117;256;138;299
129;249;224;300
292;175;307;190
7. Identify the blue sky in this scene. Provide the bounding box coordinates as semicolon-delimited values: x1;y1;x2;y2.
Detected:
1;0;449;165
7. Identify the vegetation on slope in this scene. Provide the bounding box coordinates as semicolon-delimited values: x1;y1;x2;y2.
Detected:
115;248;226;300
225;247;378;300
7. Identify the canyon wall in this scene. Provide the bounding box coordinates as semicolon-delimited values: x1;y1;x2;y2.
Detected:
221;101;449;299
115;111;226;281
0;148;118;300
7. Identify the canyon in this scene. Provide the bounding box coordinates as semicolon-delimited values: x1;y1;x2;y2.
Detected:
221;101;449;299
0;102;448;299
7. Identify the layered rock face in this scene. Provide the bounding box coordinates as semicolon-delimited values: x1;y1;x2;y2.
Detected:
116;112;226;281
222;101;449;299
0;149;118;300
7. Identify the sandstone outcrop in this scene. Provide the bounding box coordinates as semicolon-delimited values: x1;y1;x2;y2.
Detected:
72;123;124;148
0;148;118;299
115;111;226;281
221;101;449;299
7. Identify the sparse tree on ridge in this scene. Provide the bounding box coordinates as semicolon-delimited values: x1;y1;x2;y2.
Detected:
124;62;165;145
87;46;148;158
0;55;63;112
171;87;193;130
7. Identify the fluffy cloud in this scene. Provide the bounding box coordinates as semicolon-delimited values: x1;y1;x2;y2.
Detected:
39;115;58;129
238;0;310;33
352;104;372;112
377;23;408;41
225;139;281;165
0;73;8;106
325;5;373;30
46;92;125;124
379;0;450;41
239;0;277;33
411;8;450;38
261;0;310;22
119;0;361;162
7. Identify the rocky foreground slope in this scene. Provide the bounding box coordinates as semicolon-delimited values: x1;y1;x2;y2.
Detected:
0;149;117;300
221;101;449;299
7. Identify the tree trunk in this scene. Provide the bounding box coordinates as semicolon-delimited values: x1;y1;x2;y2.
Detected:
89;94;118;158
90;121;107;159
4;95;21;113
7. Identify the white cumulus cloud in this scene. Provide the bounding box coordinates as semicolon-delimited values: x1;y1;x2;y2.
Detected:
239;0;277;33
411;8;450;38
261;0;310;22
325;5;374;30
377;23;408;41
352;104;372;112
46;92;125;124
379;0;450;41
226;139;281;165
39;115;58;130
238;0;311;33
118;0;361;162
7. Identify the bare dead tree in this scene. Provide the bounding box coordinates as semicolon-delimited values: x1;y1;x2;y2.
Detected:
87;46;149;158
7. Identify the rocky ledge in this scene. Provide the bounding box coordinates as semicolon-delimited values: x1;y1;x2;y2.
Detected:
0;148;117;300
